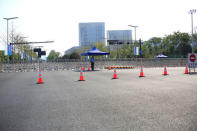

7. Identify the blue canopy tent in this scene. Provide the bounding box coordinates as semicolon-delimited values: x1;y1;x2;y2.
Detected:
155;53;168;58
81;46;110;56
81;46;110;71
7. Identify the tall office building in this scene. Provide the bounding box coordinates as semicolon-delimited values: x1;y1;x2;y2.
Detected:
107;30;132;44
79;22;105;47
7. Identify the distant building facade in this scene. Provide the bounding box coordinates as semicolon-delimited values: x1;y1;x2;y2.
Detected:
64;46;80;55
79;22;105;47
107;30;132;45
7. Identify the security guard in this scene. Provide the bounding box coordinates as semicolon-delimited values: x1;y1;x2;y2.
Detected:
90;56;95;71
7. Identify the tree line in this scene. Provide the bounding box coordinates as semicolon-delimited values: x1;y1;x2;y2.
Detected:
1;31;197;62
0;29;38;62
47;31;197;60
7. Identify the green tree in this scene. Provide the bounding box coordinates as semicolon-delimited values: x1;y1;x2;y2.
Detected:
1;31;38;61
119;44;132;58
61;54;70;59
162;32;191;57
0;50;6;62
47;50;60;60
69;52;80;59
149;37;162;54
140;32;192;58
142;41;155;58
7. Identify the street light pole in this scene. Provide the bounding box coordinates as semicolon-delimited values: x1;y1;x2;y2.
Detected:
189;9;196;53
128;25;138;43
3;17;18;63
6;20;8;62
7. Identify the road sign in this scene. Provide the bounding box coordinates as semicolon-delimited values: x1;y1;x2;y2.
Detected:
190;54;196;62
188;53;197;68
134;46;139;56
29;56;31;61
23;52;26;59
8;45;12;56
140;50;142;55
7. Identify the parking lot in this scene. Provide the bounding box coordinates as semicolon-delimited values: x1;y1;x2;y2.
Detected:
0;67;197;131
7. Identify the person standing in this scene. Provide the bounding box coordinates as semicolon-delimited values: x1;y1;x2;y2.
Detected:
90;56;95;71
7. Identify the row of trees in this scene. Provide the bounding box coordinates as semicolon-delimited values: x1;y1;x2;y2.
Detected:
2;31;196;61
108;31;196;58
0;29;38;62
142;32;195;58
48;31;196;60
47;42;109;60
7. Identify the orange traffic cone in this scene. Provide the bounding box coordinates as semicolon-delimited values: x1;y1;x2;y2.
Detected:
81;66;85;71
185;64;189;74
79;70;85;81
112;68;118;79
163;65;168;76
139;66;145;77
88;65;90;71
37;69;44;84
108;66;111;70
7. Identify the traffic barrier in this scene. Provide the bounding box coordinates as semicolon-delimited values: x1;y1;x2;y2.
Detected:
88;65;90;71
112;68;118;79
0;58;188;72
79;70;85;81
37;69;44;84
105;66;135;69
184;64;189;74
139;66;145;77
163;65;168;76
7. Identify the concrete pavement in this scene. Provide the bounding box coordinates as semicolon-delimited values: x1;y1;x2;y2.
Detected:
0;67;197;131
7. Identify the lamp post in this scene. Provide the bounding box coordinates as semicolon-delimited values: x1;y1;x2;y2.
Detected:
3;17;19;63
189;9;196;53
128;25;138;43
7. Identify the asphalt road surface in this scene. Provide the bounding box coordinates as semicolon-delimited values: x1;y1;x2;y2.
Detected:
0;67;197;131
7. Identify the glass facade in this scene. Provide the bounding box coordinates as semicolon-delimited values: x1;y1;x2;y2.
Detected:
107;30;132;44
79;22;105;47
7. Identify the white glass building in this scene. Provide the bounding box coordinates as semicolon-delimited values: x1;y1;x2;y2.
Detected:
79;22;105;47
107;30;132;44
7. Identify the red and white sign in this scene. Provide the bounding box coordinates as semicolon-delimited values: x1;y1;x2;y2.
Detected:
188;53;197;68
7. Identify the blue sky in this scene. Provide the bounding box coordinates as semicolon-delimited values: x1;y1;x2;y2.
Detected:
0;0;197;55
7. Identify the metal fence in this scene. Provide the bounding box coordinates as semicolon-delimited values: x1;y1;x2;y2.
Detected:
0;58;187;72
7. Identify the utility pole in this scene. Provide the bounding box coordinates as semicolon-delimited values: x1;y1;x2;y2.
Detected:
3;17;18;63
139;39;143;66
139;39;142;57
128;25;139;58
189;9;196;53
128;25;138;43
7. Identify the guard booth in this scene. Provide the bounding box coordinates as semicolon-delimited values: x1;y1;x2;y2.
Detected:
188;53;197;74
